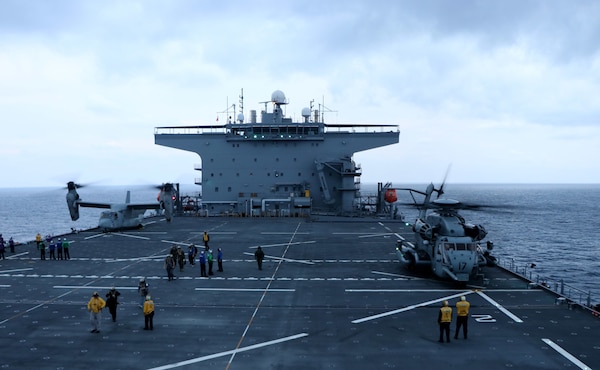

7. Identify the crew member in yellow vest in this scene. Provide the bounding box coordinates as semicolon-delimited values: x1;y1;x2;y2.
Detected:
144;295;155;330
87;292;106;333
438;300;452;343
203;231;210;251
455;295;470;339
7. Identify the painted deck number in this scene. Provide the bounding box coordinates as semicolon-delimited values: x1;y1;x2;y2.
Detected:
471;314;496;323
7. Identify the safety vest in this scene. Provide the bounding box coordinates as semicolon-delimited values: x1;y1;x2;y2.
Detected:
440;306;452;323
144;300;155;315
87;297;106;313
456;301;470;316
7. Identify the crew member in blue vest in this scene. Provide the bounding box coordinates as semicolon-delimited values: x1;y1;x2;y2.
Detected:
217;248;224;272
199;251;208;277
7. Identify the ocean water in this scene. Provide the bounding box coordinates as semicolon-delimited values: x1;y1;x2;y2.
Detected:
1;183;599;303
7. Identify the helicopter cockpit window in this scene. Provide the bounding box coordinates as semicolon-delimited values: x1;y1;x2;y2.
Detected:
100;211;116;220
443;243;456;251
443;242;478;251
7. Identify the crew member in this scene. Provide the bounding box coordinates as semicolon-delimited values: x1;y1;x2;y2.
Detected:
217;248;223;272
455;296;470;339
138;278;149;308
254;246;265;270
39;241;46;260
0;234;5;260
143;295;155;330
199;251;207;277
106;286;121;322
438;300;452;343
62;238;71;260
203;231;210;250
87;292;106;333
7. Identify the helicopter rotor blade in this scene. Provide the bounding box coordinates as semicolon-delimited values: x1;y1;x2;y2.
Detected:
437;164;452;198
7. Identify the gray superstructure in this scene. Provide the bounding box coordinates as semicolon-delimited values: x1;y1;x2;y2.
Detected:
155;90;399;216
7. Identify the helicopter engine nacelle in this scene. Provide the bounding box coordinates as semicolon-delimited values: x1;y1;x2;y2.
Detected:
413;218;433;240
158;183;176;222
66;182;80;221
464;223;487;241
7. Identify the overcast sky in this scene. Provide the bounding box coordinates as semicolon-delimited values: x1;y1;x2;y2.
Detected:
1;0;599;188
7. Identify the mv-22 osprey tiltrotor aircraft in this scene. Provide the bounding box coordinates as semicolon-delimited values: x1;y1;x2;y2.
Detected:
392;183;496;283
66;181;177;232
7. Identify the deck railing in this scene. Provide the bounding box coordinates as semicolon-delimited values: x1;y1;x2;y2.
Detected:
498;258;596;309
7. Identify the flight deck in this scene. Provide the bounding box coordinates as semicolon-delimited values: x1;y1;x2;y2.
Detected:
0;216;598;370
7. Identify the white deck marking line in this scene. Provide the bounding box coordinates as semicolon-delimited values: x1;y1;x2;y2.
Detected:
351;291;473;324
160;240;193;246
358;233;395;239
248;241;316;249
347;289;469;293
54;285;139;290
243;252;315;265
542;338;592;370
260;232;310;235
332;232;382;235
111;233;150;240
84;233;105;240
195;288;295;292
393;233;406;241
105;257;166;262
0;285;10;288
476;291;523;323
226;221;304;369
147;333;308;370
190;231;238;235
0;267;33;273
371;271;423;279
6;252;29;259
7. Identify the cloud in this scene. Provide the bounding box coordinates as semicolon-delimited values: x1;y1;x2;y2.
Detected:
1;0;599;187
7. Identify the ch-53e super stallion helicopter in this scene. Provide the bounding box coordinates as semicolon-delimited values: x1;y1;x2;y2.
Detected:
66;181;177;232
392;183;496;283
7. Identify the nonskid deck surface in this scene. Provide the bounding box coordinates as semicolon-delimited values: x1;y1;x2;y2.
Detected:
0;216;598;369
